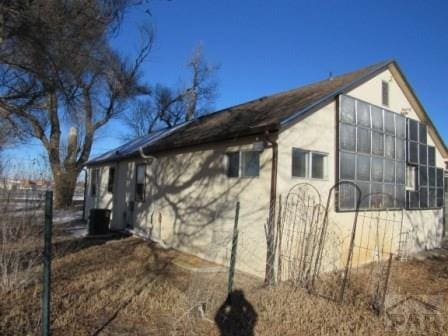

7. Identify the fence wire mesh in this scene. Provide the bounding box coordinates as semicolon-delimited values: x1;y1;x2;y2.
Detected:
0;189;46;332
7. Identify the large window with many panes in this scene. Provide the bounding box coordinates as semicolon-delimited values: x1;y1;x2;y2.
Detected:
337;95;444;211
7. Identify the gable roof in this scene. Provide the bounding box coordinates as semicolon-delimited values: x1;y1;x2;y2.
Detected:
86;59;447;166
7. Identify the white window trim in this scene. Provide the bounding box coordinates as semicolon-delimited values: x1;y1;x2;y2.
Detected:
292;148;328;180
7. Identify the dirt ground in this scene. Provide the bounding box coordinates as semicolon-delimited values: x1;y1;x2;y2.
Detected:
1;214;447;335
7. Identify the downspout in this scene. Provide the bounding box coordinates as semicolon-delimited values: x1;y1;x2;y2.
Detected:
82;167;88;222
264;131;279;286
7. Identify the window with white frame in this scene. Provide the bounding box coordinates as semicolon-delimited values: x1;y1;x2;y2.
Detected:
292;148;327;179
226;151;260;178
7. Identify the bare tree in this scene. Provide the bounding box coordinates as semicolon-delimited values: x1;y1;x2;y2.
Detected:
0;0;151;207
122;45;218;138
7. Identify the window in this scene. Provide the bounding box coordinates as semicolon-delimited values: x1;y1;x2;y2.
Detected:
107;167;115;193
242;151;260;177
226;151;260;178
338;95;406;211
406;166;416;191
90;168;99;196
135;164;146;202
292;149;308;178
292;148;327;179
226;152;240;178
382;81;389;106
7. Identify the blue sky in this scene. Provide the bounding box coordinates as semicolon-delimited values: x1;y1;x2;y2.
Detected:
5;0;448;169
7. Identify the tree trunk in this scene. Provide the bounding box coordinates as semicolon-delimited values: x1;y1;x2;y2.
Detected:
53;169;79;208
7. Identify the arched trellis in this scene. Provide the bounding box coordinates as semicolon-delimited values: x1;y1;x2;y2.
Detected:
277;181;362;303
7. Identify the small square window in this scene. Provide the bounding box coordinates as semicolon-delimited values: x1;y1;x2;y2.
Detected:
107;167;115;193
226;152;240;178
292;149;309;178
382;81;389;106
242;151;260;177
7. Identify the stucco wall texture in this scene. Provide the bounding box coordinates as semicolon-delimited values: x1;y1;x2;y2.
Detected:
86;69;445;278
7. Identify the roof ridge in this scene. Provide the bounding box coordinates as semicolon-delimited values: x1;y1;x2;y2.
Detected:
194;59;393;122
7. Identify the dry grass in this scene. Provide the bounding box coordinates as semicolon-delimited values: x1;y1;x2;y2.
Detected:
1;228;447;335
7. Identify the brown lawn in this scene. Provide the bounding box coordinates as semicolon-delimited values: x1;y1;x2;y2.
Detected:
1;218;447;336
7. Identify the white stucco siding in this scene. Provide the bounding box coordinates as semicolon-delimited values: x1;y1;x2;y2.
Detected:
95;137;273;277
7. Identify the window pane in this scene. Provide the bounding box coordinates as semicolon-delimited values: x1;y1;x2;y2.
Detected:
357;101;370;127
371;157;383;182
428;167;436;186
396;138;405;161
419;187;428;208
340;152;355;180
396;115;406;139
371;183;383;208
357;127;371;154
436;188;444;208
408;119;419;142
384;160;395;183
396;185;405;208
436;168;444;188
428;146;435;166
136;165;145;183
227;152;240;177
340;124;356;152
292;149;308;178
339;183;356;210
419;165;427;186
384;111;395;135
312;153;326;179
410;191;419;209
385;135;395;159
340;96;356;124
242;151;260;177
406;166;416;191
371;106;383;131
357;182;371;209
428;188;436;208
419;124;427;144
419;145;427;165
396;161;405;185
408;141;418;164
383;184;395;208
372;132;384;156
356;155;370;181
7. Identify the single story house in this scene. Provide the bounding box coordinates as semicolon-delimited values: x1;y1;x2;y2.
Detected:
85;60;447;278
